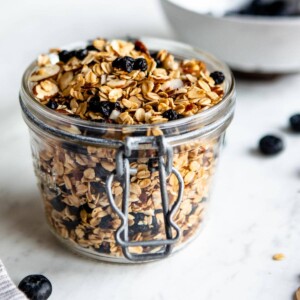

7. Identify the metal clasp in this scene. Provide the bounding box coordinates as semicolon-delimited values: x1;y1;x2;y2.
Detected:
106;135;184;262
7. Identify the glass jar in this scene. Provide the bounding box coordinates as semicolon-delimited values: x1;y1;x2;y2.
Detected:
19;37;236;263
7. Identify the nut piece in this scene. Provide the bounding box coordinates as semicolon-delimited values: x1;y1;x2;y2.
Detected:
33;80;59;100
29;64;60;82
296;287;300;300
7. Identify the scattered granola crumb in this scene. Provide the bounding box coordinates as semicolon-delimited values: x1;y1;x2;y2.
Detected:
272;253;285;261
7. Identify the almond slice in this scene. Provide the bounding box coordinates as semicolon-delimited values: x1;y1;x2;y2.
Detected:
29;64;60;82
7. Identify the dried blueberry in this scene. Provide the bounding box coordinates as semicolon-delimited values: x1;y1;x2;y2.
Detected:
162;109;179;121
259;135;284;155
74;49;88;60
234;0;290;16
150;51;163;68
148;158;158;172
18;274;52;300
46;100;58;110
210;71;225;85
50;196;66;212
289;114;300;132
86;44;98;51
112;56;135;73
90;181;106;194
88;96;102;112
129;213;149;236
63;219;80;230
95;163;110;178
99;215;113;229
68;206;80;216
81;203;93;214
58;50;73;63
96;242;111;254
133;58;148;71
98;101;115;118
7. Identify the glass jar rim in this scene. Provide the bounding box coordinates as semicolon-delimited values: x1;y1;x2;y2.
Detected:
20;37;235;135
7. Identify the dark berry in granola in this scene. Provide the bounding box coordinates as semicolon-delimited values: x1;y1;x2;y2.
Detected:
289;114;300;132
129;213;150;236
210;71;225;85
86;44;98;51
18;274;52;300
162;109;179;121
88;96;102;112
150;51;163;68
259;135;284;155
98;101;115;118
63;219;80;230
112;56;135;73
50;196;66;212
58;50;73;63
74;49;88;60
95;163;110;178
99;215;113;229
133;58;148;71
90;181;106;194
96;242;111;254
46;100;58;110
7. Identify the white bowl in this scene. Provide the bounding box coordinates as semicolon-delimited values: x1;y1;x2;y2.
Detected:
161;0;300;74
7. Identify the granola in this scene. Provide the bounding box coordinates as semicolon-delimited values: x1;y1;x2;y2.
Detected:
32;133;221;259
25;38;228;261
29;38;225;125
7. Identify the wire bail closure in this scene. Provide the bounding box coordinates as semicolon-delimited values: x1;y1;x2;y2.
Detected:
106;135;184;262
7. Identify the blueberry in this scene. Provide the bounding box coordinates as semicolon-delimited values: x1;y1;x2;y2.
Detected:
63;219;80;230
88;96;102;112
236;0;290;16
150;51;163;68
68;205;80;216
210;71;225;85
259;135;284;155
133;58;148;71
98;101;115;118
50;196;66;212
162;109;179;121
99;215;113;229
112;56;135;73
90;181;106;194
289;114;300;132
86;44;98;51
129;213;149;236
74;49;88;60
95;163;110;178
58;50;73;63
46;100;58;110
96;242;111;254
18;274;52;300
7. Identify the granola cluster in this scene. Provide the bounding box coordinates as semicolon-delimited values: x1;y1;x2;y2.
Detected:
29;38;225;125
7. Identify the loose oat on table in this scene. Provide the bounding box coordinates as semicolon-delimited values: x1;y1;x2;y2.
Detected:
272;253;285;261
28;38;226;259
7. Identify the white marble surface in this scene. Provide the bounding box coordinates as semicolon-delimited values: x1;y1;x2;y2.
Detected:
1;1;300;299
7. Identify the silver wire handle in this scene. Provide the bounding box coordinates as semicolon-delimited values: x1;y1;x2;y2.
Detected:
106;135;184;262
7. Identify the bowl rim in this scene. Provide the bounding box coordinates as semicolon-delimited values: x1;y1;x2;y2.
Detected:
163;0;300;24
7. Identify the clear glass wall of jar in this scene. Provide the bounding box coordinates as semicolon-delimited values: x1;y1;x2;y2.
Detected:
20;38;236;263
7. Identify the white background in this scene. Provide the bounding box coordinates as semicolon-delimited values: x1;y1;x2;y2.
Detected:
1;1;300;299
